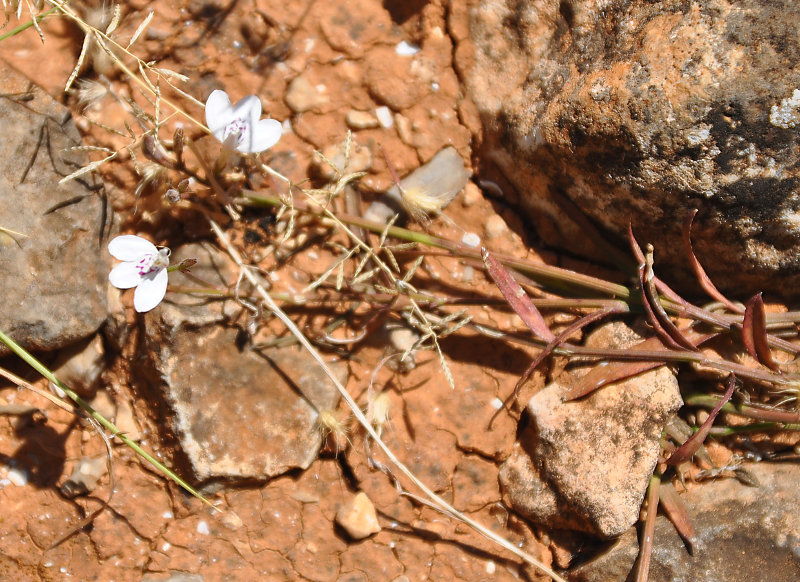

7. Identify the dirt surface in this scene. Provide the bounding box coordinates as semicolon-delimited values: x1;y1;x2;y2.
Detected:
0;2;569;580
0;1;758;581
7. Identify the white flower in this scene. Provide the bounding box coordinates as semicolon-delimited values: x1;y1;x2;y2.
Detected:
205;89;282;154
108;235;170;313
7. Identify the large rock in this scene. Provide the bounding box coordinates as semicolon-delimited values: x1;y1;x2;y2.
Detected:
144;243;345;482
461;0;800;297
572;463;800;581
0;64;111;354
500;322;682;537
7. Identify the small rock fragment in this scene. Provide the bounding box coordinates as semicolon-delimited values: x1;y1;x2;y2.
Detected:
484;215;508;239
375;106;394;128
7;467;28;487
60;456;107;498
395;40;420;56
346;110;379;129
336;491;381;540
285;75;330;113
461;181;482;207
461;232;481;247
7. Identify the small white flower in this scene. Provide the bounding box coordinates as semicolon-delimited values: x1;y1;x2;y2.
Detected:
205;89;282;154
108;235;170;313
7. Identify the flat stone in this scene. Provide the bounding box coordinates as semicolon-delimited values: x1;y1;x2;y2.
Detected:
461;0;800;297
572;463;800;581
500;322;682;537
0;63;111;355
151;325;345;481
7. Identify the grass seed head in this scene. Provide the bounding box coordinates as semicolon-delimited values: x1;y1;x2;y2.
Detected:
367;391;392;438
316;409;350;454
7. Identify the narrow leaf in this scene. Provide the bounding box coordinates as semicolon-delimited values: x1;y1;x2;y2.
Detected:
482;248;554;342
659;481;696;554
634;472;661;582
742;293;778;370
683;209;743;314
641;243;698;351
667;375;736;465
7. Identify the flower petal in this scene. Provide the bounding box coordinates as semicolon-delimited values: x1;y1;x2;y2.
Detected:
232;94;262;125
108;235;157;261
205;89;234;141
239;118;283;154
133;268;168;312
109;262;143;289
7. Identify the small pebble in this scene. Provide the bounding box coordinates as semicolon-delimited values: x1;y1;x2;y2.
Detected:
395;40;420;56
196;520;210;535
375;106;394;129
485;215;509;239
461;182;482;207
346;110;379;129
285;75;330;113
7;467;28;487
461;232;481;247
335;491;381;540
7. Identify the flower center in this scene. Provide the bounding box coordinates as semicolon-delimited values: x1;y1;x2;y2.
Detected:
223;118;249;145
135;249;170;276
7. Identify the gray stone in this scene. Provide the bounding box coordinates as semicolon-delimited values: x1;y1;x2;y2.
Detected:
0;64;111;354
572;463;800;582
461;0;800;297
500;322;682;537
150;324;345;481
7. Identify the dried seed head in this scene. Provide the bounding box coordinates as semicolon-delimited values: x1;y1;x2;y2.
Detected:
366;391;391;439
134;162;166;197
75;79;109;111
315;409;350;454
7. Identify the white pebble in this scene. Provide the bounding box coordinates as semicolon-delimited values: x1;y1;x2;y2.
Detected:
461;232;481;247
490;397;504;410
196;520;210;535
375;106;394;129
485;560;496;574
7;467;28;486
395;40;420;56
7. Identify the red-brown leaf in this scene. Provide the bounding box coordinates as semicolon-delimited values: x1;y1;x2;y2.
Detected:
659;481;696;554
683;209;743;314
482;248;555;342
742;293;779;370
667;375;736;465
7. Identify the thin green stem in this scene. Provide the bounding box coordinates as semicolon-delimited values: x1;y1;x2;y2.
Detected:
241;192;631;298
0;7;57;42
0;329;216;511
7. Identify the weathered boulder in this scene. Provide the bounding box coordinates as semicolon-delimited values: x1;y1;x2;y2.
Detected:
0;63;111;354
461;0;800;297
